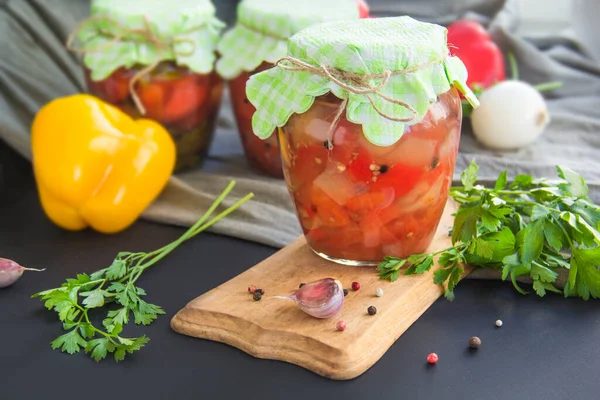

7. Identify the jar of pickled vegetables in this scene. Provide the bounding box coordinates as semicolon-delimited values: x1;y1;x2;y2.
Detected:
247;17;479;265
216;0;366;178
73;0;225;171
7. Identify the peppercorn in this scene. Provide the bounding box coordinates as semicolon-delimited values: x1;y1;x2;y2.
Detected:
248;285;257;294
255;288;264;295
376;288;384;297
495;319;503;327
343;289;348;296
253;292;262;301
427;353;438;364
379;164;389;174
336;320;347;331
324;138;333;150
430;156;440;170
299;283;306;288
468;336;482;349
351;281;360;291
367;306;377;315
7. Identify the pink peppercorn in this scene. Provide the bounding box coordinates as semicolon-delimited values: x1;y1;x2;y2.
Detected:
248;285;257;293
351;282;360;291
427;353;439;364
336;321;347;331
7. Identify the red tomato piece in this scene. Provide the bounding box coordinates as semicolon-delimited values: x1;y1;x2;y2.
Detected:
371;164;424;198
160;74;210;124
289;145;328;188
330;124;359;165
360;216;383;248
310;186;351;227
102;71;131;105
85;68;131;105
138;81;166;121
346;188;395;219
296;201;320;232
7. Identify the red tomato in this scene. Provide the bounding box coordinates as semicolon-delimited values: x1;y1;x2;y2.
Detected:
357;0;370;18
85;68;131;105
447;20;505;89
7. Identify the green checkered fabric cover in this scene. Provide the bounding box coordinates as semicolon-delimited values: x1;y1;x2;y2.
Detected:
216;0;360;80
79;0;224;81
246;17;480;146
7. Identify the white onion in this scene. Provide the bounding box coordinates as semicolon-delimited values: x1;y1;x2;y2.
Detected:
471;81;550;150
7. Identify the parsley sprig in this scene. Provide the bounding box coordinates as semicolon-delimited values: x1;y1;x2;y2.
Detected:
33;181;253;362
378;161;600;301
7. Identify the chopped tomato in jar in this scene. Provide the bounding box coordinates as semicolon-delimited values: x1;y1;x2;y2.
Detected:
280;87;462;265
229;62;285;178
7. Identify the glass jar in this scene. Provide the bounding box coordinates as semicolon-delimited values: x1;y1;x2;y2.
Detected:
84;62;223;171
229;62;283;177
216;0;364;178
279;88;462;265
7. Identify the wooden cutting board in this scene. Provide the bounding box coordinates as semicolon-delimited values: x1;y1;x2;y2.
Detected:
171;199;472;380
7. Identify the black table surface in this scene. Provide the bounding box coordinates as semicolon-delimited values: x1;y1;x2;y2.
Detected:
2;141;599;400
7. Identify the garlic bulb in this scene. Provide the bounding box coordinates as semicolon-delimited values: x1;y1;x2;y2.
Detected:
471;80;550;149
283;278;345;319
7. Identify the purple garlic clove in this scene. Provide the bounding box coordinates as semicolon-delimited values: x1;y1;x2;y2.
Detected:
0;258;45;288
290;278;344;319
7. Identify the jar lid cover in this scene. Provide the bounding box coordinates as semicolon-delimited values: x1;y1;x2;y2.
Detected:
247;17;479;146
216;0;360;80
77;0;224;80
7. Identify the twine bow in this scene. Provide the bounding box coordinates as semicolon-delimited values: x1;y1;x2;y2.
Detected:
67;15;205;115
275;55;446;139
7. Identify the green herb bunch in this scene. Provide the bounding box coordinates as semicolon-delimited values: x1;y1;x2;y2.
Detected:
378;161;600;301
33;182;253;362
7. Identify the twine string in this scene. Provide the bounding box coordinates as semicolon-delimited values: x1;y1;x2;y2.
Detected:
275;55;446;140
66;15;206;114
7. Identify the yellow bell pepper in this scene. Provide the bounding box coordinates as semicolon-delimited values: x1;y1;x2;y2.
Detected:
31;94;176;234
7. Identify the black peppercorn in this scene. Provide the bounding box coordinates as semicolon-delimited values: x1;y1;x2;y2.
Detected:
253;292;262;301
367;306;377;315
430;156;440;170
379;164;389;174
299;283;306;288
323;138;333;150
255;288;264;295
343;289;348;296
468;336;482;349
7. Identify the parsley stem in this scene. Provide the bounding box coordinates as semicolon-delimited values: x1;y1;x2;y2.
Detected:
130;189;254;284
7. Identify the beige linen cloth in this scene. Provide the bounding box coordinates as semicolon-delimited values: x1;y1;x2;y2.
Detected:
1;0;600;286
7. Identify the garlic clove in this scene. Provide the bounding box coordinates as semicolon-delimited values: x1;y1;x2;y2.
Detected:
0;258;45;288
290;278;344;319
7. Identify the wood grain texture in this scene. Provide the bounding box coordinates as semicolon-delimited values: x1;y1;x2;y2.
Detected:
171;200;472;380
